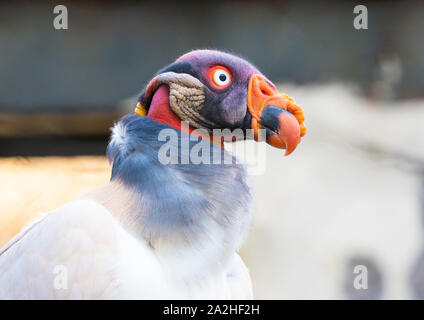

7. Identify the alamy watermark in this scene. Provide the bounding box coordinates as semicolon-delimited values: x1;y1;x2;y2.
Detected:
353;264;368;290
53;5;68;30
157;121;267;175
353;5;368;30
53;264;68;290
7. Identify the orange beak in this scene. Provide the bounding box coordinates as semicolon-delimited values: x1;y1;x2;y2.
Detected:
247;74;306;156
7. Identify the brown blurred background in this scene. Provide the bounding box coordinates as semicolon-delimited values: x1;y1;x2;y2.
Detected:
1;0;424;299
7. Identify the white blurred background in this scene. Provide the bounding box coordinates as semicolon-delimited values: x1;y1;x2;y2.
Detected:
242;83;424;299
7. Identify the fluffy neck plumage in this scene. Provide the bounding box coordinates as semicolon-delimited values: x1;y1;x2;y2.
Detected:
95;114;253;281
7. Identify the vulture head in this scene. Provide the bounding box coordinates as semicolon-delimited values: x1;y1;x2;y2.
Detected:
136;49;306;155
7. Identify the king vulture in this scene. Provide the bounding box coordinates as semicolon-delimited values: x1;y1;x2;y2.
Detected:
0;50;306;299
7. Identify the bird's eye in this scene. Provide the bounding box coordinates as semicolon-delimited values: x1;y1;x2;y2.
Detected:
209;66;232;89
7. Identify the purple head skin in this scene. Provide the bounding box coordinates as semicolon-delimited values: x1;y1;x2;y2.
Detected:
176;50;263;127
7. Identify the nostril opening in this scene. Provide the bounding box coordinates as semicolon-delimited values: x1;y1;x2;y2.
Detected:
260;87;273;96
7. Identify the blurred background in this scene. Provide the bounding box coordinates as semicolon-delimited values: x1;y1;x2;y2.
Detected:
1;0;424;299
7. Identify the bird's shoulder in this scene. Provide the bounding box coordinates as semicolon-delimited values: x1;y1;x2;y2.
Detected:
0;199;122;299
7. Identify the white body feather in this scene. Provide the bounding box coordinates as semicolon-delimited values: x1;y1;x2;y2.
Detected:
0;198;252;299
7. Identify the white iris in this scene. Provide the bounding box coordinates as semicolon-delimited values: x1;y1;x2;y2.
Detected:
213;69;231;86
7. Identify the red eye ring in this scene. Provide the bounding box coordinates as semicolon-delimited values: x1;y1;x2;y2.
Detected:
208;65;232;89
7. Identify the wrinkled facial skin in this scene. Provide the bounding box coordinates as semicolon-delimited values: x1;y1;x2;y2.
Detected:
157;50;263;130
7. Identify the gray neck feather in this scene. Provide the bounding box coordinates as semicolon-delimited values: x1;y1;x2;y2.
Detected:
102;115;253;263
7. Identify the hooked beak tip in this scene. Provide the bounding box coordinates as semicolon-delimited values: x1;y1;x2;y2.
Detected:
259;107;301;155
246;74;305;156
